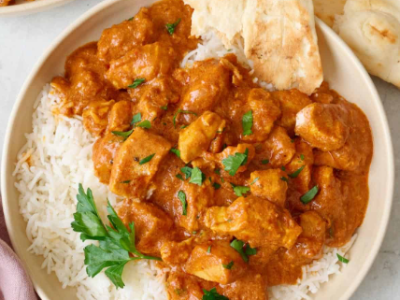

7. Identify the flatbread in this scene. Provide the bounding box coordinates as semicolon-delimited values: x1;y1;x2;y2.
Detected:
313;0;347;27
183;0;323;95
242;0;323;95
334;0;400;88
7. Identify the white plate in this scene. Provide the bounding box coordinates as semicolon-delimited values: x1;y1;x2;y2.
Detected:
1;0;395;299
0;0;74;17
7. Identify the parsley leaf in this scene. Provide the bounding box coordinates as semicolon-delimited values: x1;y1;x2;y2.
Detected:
207;246;212;253
337;253;349;264
139;153;155;165
222;148;249;176
170;148;181;158
181;166;193;179
242;110;253;136
281;176;289;182
301;185;319;204
212;182;221;190
288;165;305;178
230;183;250;197
189;167;205;186
178;190;187;215
261;159;269;165
202;288;228;300
250;177;259;185
160;105;168;111
230;239;257;263
111;129;134;140
166;18;181;35
300;154;305;161
222;261;234;270
130;113;142;125
136;120;151;129
128;78;145;89
71;184;161;288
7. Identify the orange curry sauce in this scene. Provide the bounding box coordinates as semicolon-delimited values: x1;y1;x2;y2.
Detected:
50;0;373;299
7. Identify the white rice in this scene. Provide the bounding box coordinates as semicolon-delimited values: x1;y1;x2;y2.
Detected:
14;31;354;300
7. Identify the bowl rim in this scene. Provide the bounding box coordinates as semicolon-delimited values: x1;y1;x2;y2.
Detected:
0;0;74;17
0;0;395;299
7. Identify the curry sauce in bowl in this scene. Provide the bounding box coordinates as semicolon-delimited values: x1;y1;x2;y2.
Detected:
1;0;393;299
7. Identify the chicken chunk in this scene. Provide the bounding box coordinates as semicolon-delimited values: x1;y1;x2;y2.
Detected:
92;132;122;184
314;102;373;171
285;140;314;194
178;111;226;163
97;8;156;62
295;102;350;151
106;42;177;89
218;273;268;300
254;126;296;168
273;89;311;133
106;100;133;133
109;128;171;199
249;169;288;207
178;59;230;121
167;271;208;300
117;200;173;256
204;196;302;248
161;238;196;266
175;180;215;231
240;88;281;142
82;100;115;136
185;241;246;284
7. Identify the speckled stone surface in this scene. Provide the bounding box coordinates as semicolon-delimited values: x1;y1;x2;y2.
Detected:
0;1;399;299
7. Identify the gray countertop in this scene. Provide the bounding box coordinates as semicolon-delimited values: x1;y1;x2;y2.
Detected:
0;0;399;299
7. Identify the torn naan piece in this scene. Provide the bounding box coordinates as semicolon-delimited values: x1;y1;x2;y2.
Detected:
183;0;323;95
334;0;400;88
243;0;323;95
313;0;347;27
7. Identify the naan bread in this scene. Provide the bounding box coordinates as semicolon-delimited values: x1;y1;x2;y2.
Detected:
334;0;400;88
243;0;323;95
313;0;347;27
183;0;323;95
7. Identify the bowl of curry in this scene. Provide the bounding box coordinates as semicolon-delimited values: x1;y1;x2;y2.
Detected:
1;0;394;299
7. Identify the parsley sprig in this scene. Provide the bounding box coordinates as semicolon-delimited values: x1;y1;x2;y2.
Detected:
242;110;253;136
71;184;161;288
222;148;249;176
166;18;181;35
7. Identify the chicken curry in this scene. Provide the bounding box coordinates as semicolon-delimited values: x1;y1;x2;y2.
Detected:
56;0;373;299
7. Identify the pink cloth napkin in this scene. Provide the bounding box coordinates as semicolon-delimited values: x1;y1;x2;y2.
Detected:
0;196;37;300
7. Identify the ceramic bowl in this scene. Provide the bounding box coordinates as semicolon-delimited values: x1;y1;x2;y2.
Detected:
1;0;394;299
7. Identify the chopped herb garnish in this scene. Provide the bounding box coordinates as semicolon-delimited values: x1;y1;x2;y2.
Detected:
300;185;319;204
231;183;250;197
128;78;145;89
160;105;168;111
131;113;142;125
212;182;221;190
181;166;193;179
181;125;188;129
139;153;155;165
288;165;305;178
170;148;181;158
71;184;161;288
202;288;228;300
300;154;305;161
222;148;249;176
192;231;197;235
189;167;205;186
176;174;184;181
111;129;134;140
329;227;334;238
230;239;257;263
281;176;289;182
281;166;286;171
291;139;295;143
337;253;349;264
128;17;134;21
136;120;151;129
173;109;198;128
242;110;253;136
175;289;183;295
261;159;269;165
120;180;131;184
214;168;221;175
250;177;259;185
178;190;187;216
166;18;181;35
222;261;234;270
207;245;212;253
